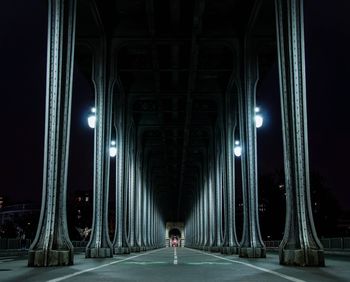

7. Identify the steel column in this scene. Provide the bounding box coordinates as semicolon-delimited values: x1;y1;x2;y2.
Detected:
275;0;325;266
238;46;266;258
28;0;77;267
85;39;113;258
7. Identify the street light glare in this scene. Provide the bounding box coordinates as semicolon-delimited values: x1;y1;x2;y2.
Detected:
110;140;117;157
87;115;96;129
234;141;242;157
255;114;263;128
109;147;117;157
88;107;96;129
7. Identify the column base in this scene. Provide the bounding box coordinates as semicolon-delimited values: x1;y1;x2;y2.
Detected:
239;247;266;258
131;246;141;253
114;247;130;255
209;246;220;252
28;249;73;267
279;248;325;266
221;246;239;255
86;247;113;258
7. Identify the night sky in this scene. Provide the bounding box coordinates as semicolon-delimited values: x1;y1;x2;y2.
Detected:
0;1;349;210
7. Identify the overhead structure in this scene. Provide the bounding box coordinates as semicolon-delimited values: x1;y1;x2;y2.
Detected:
28;0;324;267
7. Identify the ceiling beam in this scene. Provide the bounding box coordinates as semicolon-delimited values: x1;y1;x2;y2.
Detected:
177;0;207;220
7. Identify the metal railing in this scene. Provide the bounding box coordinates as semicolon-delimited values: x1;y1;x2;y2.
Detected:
1;237;349;251
264;237;350;251
0;239;87;250
0;238;31;249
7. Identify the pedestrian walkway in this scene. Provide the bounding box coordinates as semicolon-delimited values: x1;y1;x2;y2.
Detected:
0;248;349;282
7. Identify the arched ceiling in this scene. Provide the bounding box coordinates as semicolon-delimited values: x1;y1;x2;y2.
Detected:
75;0;276;221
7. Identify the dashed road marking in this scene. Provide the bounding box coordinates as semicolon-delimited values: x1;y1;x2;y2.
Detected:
173;247;178;265
0;259;15;264
124;261;167;265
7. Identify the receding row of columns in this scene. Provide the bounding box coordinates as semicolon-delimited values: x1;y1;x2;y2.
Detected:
28;0;324;268
28;0;165;266
185;0;325;267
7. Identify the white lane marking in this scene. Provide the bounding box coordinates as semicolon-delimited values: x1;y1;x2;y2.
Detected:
173;247;178;265
187;248;306;282
186;261;231;265
46;248;163;282
0;259;15;263
124;261;167;265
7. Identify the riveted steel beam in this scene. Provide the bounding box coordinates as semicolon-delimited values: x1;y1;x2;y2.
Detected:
28;0;77;267
275;0;324;267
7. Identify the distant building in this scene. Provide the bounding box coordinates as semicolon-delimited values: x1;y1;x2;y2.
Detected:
69;191;93;228
0;203;40;238
0;196;4;209
0;203;40;226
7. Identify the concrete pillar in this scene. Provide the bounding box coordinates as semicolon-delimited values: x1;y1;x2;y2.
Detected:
199;170;205;248
112;100;130;254
145;167;151;249
202;161;209;249
85;41;113;259
275;0;325;266
222;89;240;254
196;188;201;247
28;0;77;267
128;127;140;252
208;144;216;251
238;47;266;258
225;123;240;254
147;180;152;249
134;156;142;251
140;159;148;251
211;126;223;252
150;189;155;248
202;155;210;250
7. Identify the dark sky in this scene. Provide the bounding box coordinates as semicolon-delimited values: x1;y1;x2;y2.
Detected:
0;1;349;210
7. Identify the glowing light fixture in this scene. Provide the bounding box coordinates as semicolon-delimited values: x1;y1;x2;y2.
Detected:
234;140;242;157
255;107;263;128
109;140;117;157
87;107;96;129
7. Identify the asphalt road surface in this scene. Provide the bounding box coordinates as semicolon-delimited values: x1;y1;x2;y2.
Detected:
1;248;349;282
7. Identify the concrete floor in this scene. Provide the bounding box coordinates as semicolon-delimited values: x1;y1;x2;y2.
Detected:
1;248;349;282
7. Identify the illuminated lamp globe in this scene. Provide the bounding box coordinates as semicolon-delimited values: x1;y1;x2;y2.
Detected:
109;140;117;157
234;141;242;157
87;107;96;129
255;114;263;128
254;107;263;128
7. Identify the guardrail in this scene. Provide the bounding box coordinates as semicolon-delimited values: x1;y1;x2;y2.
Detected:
0;239;88;250
1;237;350;251
71;240;88;248
264;238;350;251
0;238;31;249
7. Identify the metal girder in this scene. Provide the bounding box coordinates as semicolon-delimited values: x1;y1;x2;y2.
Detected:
177;0;207;220
275;0;324;267
145;0;173;188
28;0;77;267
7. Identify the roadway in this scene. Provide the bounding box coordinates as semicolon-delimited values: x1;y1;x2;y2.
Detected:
1;248;349;282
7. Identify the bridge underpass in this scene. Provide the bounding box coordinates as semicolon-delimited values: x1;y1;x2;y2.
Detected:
2;249;350;282
4;0;345;280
